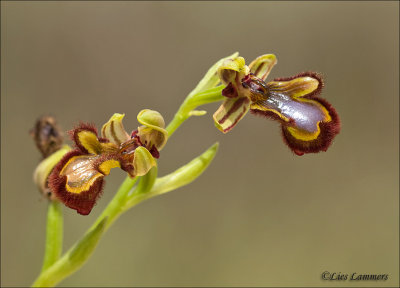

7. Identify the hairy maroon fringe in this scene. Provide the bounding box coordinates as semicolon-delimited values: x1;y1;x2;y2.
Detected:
48;149;105;215
251;71;340;155
281;97;340;156
68;122;98;154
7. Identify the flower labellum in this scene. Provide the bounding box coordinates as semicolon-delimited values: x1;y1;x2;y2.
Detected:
49;111;167;215
213;54;340;155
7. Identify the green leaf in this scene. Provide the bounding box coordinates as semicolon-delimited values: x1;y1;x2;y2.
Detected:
122;143;219;210
68;218;107;266
150;142;219;196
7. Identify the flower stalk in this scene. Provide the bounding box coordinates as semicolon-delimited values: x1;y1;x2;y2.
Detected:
41;201;63;273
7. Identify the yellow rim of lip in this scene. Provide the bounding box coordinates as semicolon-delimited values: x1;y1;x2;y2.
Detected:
286;98;331;141
65;173;103;194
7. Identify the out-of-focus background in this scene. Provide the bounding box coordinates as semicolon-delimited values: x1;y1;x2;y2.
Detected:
1;2;399;287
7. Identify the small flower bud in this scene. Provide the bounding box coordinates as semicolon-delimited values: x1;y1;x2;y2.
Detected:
30;116;64;159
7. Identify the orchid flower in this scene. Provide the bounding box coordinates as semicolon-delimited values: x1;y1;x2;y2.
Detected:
213;55;340;155
48;110;167;215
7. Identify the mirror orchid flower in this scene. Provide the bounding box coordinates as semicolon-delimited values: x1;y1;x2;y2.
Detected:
213;55;340;155
48;110;167;215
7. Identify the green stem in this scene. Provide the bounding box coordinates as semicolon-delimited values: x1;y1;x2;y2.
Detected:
32;177;137;287
32;217;107;287
41;201;63;272
166;85;224;136
91;176;138;230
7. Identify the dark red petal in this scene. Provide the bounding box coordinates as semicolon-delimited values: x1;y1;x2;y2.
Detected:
222;82;239;98
149;145;160;159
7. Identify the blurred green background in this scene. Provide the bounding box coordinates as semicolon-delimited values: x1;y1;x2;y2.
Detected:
1;1;399;287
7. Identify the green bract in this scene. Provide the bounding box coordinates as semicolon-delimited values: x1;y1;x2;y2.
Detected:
33;145;72;198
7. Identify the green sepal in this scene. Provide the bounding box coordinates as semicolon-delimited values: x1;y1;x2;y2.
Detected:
133;146;157;177
33;145;72;197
